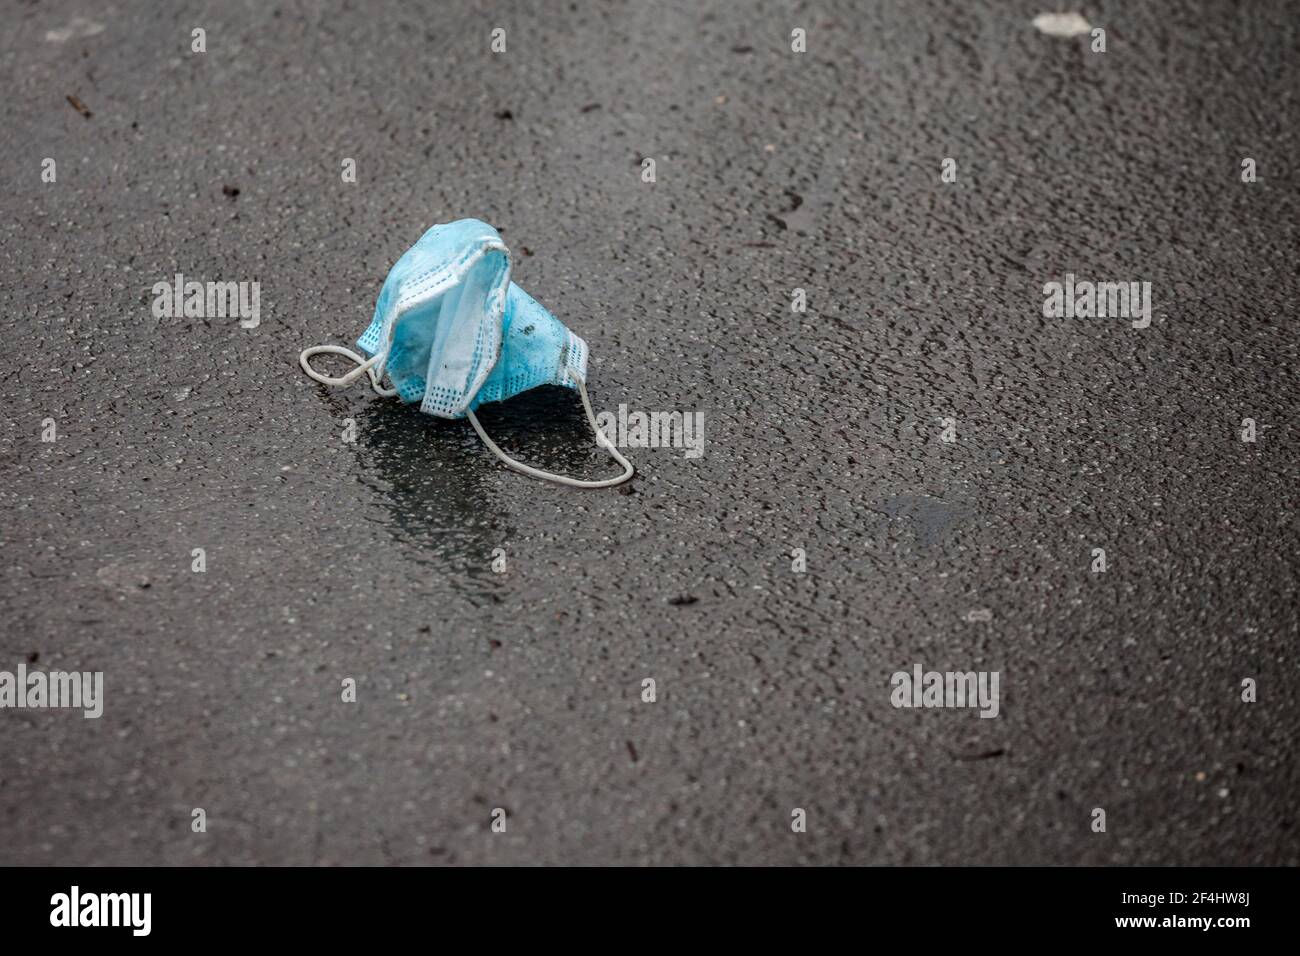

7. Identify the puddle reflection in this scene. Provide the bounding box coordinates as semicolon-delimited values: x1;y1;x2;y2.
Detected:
353;386;597;606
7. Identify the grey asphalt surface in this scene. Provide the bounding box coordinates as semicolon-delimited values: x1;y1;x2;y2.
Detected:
2;0;1297;866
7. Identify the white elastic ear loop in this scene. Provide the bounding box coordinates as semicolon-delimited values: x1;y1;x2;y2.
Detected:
464;372;634;489
299;345;397;397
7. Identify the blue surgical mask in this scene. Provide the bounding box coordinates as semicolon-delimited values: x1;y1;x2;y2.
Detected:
300;219;633;488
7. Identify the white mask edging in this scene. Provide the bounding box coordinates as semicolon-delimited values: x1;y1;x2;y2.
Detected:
299;346;634;489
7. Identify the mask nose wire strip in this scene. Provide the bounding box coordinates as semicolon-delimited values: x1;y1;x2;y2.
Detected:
299;344;397;397
464;374;635;489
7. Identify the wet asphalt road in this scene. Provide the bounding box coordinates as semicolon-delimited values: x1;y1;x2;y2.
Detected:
2;0;1297;866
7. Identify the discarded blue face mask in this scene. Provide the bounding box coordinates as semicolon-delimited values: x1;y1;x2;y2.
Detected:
299;219;633;488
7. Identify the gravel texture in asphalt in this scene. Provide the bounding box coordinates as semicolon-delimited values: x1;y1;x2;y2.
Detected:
1;0;1297;864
